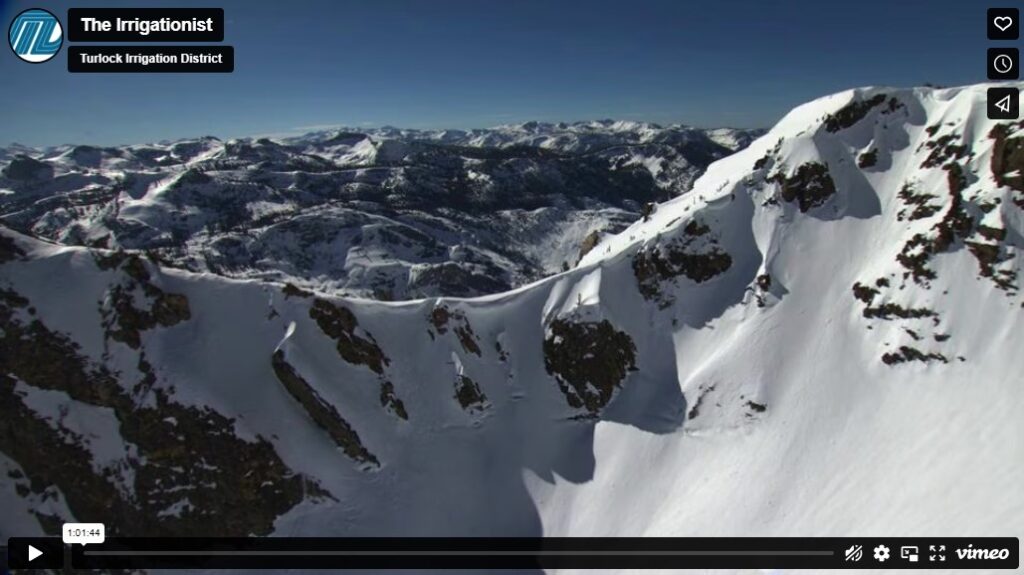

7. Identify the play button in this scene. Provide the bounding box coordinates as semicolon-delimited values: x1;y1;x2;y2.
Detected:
28;544;43;561
6;537;64;569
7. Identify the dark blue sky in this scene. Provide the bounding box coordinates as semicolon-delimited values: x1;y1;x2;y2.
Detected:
1;0;985;147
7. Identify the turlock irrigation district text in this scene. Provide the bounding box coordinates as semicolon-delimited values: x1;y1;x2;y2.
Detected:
76;51;225;65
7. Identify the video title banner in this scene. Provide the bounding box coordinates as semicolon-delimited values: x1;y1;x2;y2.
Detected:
67;8;224;42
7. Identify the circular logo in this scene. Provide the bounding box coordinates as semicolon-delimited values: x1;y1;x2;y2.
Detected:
9;8;63;63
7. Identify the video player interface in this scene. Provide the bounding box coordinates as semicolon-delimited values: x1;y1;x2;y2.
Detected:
1;1;1021;573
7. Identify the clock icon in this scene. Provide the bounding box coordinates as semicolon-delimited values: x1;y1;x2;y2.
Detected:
995;54;1014;74
989;48;1019;80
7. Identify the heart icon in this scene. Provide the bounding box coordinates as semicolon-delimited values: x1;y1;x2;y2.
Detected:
995;15;1014;32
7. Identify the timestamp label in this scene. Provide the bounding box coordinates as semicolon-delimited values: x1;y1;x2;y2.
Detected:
63;522;106;545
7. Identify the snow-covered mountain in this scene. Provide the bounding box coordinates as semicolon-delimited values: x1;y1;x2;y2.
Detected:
1;84;1022;574
0;123;760;300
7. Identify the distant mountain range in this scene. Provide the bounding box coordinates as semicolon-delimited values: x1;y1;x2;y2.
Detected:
0;122;763;299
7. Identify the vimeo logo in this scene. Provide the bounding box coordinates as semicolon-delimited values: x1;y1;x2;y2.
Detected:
955;545;1011;561
9;8;63;63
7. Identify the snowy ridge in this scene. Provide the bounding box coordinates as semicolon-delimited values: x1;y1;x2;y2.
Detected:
1;84;1022;574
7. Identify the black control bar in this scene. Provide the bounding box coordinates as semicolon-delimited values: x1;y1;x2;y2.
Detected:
7;537;1019;570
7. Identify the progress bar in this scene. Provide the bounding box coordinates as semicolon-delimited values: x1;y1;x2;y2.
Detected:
7;536;1013;570
85;549;832;556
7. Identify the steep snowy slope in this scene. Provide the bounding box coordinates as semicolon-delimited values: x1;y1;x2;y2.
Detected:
0;84;1021;574
0;123;758;300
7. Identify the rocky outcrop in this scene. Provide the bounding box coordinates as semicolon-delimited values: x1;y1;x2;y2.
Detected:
271;351;380;466
543;319;637;413
632;218;732;307
309;298;390;374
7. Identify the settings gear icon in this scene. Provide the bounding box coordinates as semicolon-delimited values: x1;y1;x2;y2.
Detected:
873;545;891;562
